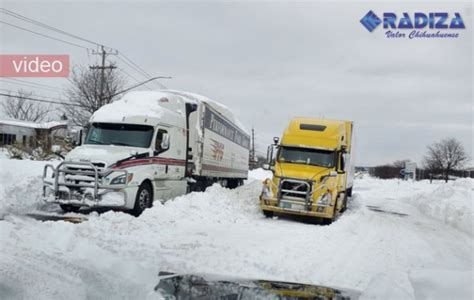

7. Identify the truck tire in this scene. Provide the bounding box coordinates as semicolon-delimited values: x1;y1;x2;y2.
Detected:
59;204;80;213
227;179;240;189
263;210;274;218
346;187;353;197
340;193;348;213
324;197;338;225
131;182;153;217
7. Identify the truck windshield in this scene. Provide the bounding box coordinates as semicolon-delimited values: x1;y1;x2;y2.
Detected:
85;123;154;148
278;146;335;168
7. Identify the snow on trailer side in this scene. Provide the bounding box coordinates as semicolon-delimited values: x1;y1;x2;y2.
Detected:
165;90;250;180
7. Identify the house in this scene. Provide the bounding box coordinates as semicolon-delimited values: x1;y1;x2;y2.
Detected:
0;118;68;149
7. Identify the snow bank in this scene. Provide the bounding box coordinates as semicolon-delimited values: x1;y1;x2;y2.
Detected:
247;168;272;182
1;160;473;299
0;148;7;159
0;159;58;217
403;178;473;236
408;268;473;300
360;273;414;300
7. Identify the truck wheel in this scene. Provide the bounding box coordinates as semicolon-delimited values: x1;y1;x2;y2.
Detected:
324;198;338;225
322;218;333;225
263;210;274;218
59;204;80;213
226;179;239;189
347;187;353;197
131;182;152;217
340;193;348;213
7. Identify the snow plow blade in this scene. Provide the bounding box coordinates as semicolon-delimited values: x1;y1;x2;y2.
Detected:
25;213;87;223
154;272;360;299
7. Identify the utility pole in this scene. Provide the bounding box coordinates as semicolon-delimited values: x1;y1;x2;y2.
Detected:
250;127;256;169
90;45;117;107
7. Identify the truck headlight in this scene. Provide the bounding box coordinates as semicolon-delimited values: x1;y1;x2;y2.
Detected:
317;192;331;206
261;178;273;198
110;173;133;185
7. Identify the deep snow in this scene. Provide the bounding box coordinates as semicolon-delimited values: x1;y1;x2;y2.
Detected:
0;159;473;299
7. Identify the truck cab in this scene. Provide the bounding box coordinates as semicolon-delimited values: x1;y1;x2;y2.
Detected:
260;118;355;223
43;91;189;216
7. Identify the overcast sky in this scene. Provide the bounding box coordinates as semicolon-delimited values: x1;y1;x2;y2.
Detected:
0;1;472;166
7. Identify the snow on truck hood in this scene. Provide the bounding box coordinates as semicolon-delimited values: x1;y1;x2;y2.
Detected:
65;145;146;167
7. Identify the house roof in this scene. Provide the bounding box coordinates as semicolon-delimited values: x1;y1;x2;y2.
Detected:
0;118;68;130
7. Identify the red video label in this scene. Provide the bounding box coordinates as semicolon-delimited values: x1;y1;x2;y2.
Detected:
0;55;69;77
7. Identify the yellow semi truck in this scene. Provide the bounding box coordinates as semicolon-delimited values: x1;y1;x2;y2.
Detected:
260;117;355;224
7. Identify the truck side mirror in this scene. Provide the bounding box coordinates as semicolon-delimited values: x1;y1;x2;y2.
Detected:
266;145;275;166
161;133;170;150
76;129;83;146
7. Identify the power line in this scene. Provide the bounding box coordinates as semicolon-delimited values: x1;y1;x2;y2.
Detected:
0;78;65;93
117;53;152;78
0;8;109;49
0;88;66;102
118;68;153;91
116;55;151;80
1;8;167;90
0;91;80;107
0;20;91;50
2;78;64;91
116;55;165;89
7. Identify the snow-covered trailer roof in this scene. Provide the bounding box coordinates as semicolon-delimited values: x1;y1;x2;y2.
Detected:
164;90;249;135
90;90;248;136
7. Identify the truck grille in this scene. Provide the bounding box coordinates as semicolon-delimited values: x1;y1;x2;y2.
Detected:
280;179;310;201
63;162;107;186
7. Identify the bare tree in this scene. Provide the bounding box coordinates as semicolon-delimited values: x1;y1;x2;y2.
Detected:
64;65;126;126
1;89;50;122
423;138;469;182
393;159;410;169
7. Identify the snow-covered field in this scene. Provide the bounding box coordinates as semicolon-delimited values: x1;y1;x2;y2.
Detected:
0;158;473;299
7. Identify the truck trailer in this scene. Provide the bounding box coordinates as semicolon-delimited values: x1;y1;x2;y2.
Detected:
43;90;250;216
260;117;355;223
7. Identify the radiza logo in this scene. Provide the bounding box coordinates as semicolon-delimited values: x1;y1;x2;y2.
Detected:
360;11;465;39
360;10;381;32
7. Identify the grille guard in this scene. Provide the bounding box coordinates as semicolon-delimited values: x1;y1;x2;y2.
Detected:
43;161;129;201
277;177;312;210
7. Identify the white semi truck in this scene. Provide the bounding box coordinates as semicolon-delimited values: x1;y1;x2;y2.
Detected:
43;90;250;216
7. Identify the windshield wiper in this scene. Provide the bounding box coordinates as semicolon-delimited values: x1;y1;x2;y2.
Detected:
110;142;131;146
87;139;105;145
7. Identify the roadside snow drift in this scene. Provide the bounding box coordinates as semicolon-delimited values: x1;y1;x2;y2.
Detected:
0;159;57;217
404;178;473;236
0;159;473;300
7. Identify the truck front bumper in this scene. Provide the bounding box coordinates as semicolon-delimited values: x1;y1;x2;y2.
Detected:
42;162;137;209
43;185;136;209
260;196;333;219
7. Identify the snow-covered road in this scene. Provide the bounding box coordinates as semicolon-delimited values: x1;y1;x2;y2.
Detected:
0;159;472;299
